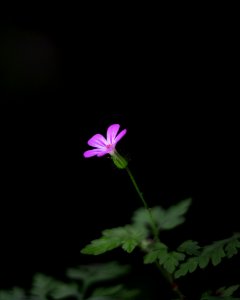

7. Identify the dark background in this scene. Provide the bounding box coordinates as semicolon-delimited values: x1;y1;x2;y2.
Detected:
0;7;239;299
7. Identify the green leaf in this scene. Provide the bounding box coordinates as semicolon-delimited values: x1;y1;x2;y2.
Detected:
212;246;225;266
175;233;240;278
188;257;198;273
162;251;185;274
144;242;184;273
143;242;168;264
132;198;192;232
198;284;240;300
198;255;210;269
201;296;240;300
92;285;123;297
67;262;130;287
202;243;225;266
157;198;192;230
174;261;191;278
217;285;240;297
89;284;139;300
91;284;139;298
86;297;113;300
225;238;240;258
0;288;26;300
31;274;57;300
105;226;146;253
0;292;12;300
175;257;198;278
131;207;153;230
177;240;201;255
113;288;140;299
81;237;121;255
81;225;147;255
51;282;79;299
122;238;138;253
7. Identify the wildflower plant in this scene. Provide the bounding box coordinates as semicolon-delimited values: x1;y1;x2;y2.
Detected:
81;123;240;300
1;123;239;300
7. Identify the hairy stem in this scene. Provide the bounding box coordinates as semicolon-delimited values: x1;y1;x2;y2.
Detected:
126;167;159;241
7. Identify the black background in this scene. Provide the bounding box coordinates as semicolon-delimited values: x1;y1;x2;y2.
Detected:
0;6;239;299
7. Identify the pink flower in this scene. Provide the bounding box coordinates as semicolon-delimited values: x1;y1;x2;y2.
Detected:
83;124;127;158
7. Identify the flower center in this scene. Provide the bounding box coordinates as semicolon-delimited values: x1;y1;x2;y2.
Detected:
106;143;115;154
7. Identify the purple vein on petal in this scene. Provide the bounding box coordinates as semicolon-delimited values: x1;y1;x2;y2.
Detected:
107;124;120;144
88;134;108;148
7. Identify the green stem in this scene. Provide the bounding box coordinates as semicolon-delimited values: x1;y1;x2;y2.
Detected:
125;167;159;241
125;166;186;300
156;263;186;299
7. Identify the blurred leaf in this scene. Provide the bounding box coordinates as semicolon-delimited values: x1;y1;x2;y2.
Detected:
0;263;136;300
67;262;130;288
198;255;210;269
91;284;139;299
92;285;123;296
31;274;57;300
0;291;12;300
111;288;139;299
86;297;112;300
201;296;240;300
201;287;240;300
217;285;240;297
203;242;225;266
132;198;192;231
0;288;26;300
51;282;79;299
212;247;225;266
225;238;240;258
156;198;192;230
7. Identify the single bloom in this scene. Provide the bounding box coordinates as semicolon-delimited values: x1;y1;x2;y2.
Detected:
83;124;127;158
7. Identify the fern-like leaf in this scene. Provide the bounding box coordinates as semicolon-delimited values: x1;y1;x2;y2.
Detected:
175;234;240;278
144;242;185;273
81;225;147;255
132;198;192;232
177;240;201;255
143;242;168;264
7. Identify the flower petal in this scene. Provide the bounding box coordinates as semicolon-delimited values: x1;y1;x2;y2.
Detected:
83;149;105;158
88;134;108;148
114;129;127;144
97;151;108;157
107;124;120;144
